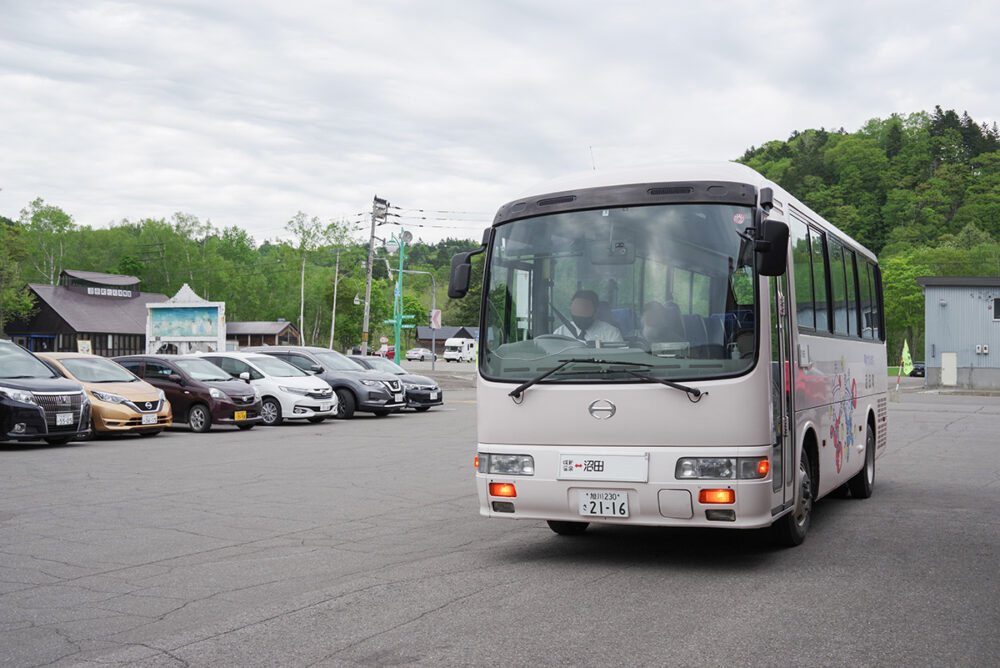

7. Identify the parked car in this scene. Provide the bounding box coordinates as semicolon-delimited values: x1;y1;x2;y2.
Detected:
910;362;926;377
38;353;172;437
199;352;336;426
1;339;91;445
405;347;436;361
348;355;443;412
113;355;262;432
242;346;406;419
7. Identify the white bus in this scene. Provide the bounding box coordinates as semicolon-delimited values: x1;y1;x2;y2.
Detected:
449;162;887;546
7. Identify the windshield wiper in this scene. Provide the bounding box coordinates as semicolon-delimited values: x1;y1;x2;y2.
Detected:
509;358;652;400
622;369;706;403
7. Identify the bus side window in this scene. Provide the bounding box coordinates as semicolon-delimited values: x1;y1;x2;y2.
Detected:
845;249;858;337
789;217;814;330
829;239;848;336
811;229;830;332
858;261;874;339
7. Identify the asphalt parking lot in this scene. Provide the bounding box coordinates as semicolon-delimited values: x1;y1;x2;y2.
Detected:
1;388;998;667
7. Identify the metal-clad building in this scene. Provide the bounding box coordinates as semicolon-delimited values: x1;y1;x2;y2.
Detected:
917;277;1000;389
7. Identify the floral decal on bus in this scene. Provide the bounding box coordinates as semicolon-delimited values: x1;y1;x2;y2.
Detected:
829;358;858;473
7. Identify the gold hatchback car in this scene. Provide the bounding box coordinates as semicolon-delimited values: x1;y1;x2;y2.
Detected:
38;353;172;437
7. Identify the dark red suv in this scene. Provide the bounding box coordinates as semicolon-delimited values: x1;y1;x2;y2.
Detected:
113;355;262;432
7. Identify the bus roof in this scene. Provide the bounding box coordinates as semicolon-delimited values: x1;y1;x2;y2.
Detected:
501;161;877;262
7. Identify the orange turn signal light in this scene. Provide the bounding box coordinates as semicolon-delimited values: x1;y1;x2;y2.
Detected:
489;482;517;498
757;459;770;476
474;455;480;469
699;489;735;504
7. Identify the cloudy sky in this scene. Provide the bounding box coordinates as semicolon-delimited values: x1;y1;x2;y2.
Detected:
1;0;997;244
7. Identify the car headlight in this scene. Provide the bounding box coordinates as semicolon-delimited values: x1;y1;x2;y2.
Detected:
360;379;380;387
402;382;418;389
675;457;769;480
477;453;534;476
90;389;127;404
0;386;37;405
209;387;226;400
157;389;166;402
278;385;310;395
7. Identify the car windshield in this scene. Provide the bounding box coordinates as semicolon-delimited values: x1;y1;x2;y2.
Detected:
0;345;56;379
312;350;365;371
60;357;137;383
481;202;758;383
364;357;405;375
249;355;307;377
174;358;232;381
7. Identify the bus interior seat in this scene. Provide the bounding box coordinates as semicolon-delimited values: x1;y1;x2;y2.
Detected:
705;316;726;357
662;301;686;340
682;314;708;356
610;306;637;338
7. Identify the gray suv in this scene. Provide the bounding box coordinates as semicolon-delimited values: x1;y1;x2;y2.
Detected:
242;346;405;419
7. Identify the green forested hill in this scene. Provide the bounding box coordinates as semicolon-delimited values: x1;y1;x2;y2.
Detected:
3;106;998;355
739;106;1000;356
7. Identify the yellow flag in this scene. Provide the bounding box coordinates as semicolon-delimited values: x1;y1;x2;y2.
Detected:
901;340;914;376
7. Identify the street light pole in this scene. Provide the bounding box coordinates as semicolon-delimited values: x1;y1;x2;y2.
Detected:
328;248;340;349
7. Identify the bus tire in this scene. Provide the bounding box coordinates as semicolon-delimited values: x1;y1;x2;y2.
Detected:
847;423;876;499
547;520;589;536
773;447;813;547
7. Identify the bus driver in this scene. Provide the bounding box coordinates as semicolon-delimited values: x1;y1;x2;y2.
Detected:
552;289;623;343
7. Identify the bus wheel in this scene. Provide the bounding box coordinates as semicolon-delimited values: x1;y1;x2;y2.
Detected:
547;520;589;536
847;425;876;499
773;448;813;547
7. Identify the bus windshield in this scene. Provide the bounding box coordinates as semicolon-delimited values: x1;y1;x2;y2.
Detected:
481;203;758;383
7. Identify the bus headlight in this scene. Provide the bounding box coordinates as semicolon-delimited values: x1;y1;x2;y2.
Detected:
477;453;534;476
676;457;769;480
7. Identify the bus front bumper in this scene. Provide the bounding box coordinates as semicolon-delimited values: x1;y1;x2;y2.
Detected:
475;446;783;530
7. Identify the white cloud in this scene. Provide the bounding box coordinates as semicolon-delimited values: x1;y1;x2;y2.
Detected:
1;0;997;244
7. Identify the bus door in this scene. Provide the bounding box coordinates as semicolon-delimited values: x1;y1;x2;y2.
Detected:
769;275;795;512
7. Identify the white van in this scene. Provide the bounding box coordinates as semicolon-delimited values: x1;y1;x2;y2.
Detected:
443;338;477;362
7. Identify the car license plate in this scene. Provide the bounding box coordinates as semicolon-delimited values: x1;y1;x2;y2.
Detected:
56;412;73;426
558;453;649;482
320;403;332;412
579;490;629;517
141;414;157;425
430;391;438;400
234;411;247;421
395;393;403;402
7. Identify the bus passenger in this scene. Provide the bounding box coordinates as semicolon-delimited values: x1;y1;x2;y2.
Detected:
553;289;623;343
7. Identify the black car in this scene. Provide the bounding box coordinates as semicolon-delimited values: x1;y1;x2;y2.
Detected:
909;362;926;377
1;339;91;445
242;346;406;418
348;355;443;412
113;355;263;432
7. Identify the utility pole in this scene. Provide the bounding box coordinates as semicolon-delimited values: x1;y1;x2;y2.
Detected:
361;196;387;356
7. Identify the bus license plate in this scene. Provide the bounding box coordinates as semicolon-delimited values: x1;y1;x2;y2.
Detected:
56;412;73;426
579;490;629;517
141;414;157;425
234;411;247;421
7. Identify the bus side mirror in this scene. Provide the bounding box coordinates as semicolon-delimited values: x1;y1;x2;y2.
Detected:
756;219;789;276
448;228;490;299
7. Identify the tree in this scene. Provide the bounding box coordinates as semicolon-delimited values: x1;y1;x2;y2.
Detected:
19;198;75;284
0;219;36;332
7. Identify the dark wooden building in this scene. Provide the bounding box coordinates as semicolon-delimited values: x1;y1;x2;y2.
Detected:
226;320;301;348
7;270;167;356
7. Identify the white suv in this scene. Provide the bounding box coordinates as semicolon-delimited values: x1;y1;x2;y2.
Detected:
201;352;336;426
